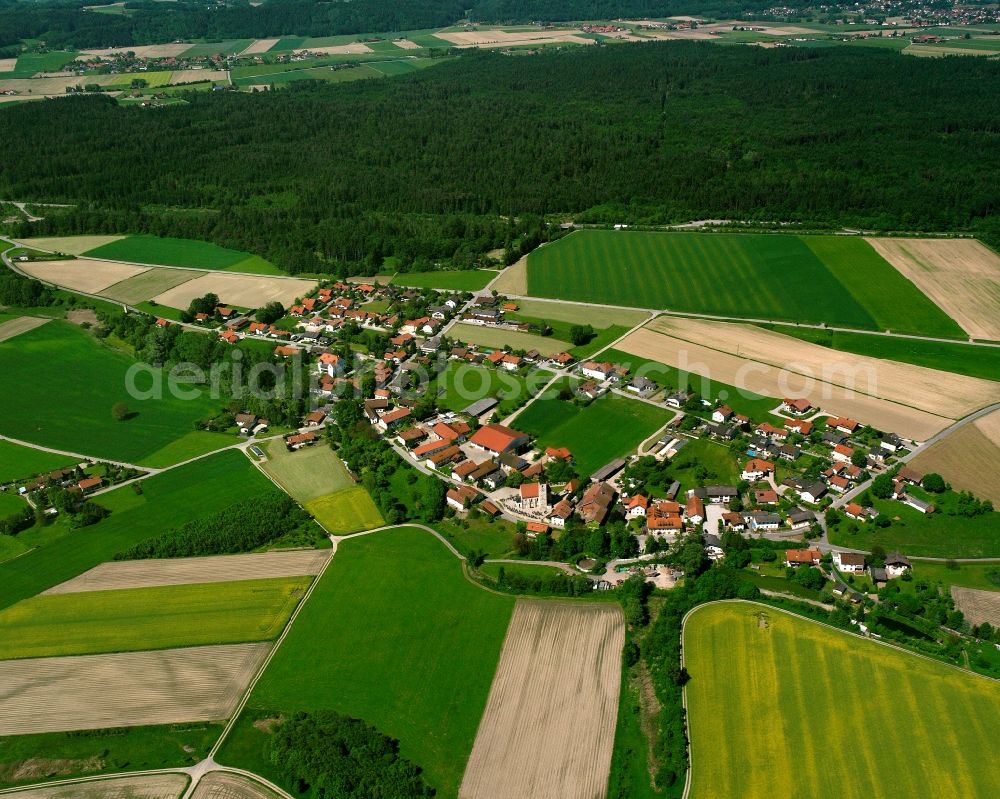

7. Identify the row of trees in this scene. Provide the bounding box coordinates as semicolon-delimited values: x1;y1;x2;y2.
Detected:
6;43;1000;272
116;489;313;558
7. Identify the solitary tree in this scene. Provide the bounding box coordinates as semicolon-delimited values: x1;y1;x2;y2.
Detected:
112;401;130;421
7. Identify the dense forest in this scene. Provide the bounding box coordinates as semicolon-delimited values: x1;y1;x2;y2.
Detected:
4;43;1000;273
0;1;822;49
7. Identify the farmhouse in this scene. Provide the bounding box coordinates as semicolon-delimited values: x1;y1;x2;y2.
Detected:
578;482;616;525
375;407;411;432
885;553;912;578
286;431;317;450
469;423;529;456
685;493;705;524
425;445;462;469
549;499;574;528
744;511;781;532
691;485;737;504
647;500;683;534
78;476;103;493
580;360;615;381
624;494;649;519
447;485;482;512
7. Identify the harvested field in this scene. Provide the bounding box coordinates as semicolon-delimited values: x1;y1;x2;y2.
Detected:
292;43;371;55
239;38;280;55
17;259;148;294
617;318;1000;439
305;487;384;535
490;254;528;294
0;57;16;72
0;642;270;735
393;39;423;50
101;267;200;304
6;774;188;799
451;322;571;356
910;415;1000;505
460;601;623;799
866;238;1000;340
79;44;191;59
190;772;281;799
0;76;116;94
16;235;125;255
951;587;1000;628
44;550;330;594
0;316;49;343
436;29;594;48
151;272;315;310
169;69;229;85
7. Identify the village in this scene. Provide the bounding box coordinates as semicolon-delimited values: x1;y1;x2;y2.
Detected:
142;274;957;598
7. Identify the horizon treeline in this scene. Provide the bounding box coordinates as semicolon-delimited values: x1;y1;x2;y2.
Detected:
2;43;999;275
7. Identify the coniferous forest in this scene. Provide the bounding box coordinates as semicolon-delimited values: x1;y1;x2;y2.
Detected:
3;43;999;274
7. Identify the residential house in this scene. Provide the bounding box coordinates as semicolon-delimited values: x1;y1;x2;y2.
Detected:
501;353;522;371
549;499;574;528
712;405;734;423
526;521;550;537
833;551;866;573
374;406;411;432
785;419;813;436
624;494;649;519
286;431;317;450
303;410;327;427
744;511;781;532
885;553;912;578
580;361;615;381
782;398;813;415
832;443;855;463
78;476;103;493
722;511;746;532
786;548;822;568
647;500;683;534
627;375;658;397
741;458;774;481
318;352;344;377
787;508;816;531
703;533;725;561
830;416;860;435
685;493;705;524
691;485;737;504
756;423;788;441
666;390;692;409
754;489;779;505
446;485;482;512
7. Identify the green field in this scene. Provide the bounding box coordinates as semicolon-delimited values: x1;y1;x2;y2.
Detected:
11;51;78;76
0;722;219;789
654;437;742;497
685;601;1000;799
434;517;516;560
0;449;270;611
829;496;1000;558
0;322;228;463
431;361;541;415
261;440;354;503
451;322;571;355
911;560;1000;592
84;235;281;274
528;231;964;335
0;492;26;518
515;393;670;477
0;440;77;483
369;57;437;75
233;64;383;86
102;266;202;305
601;347;783;423
304;486;384;534
108;71;173;88
506;299;649;329
0;533;29;565
0;576;309;660
755;324;1000;382
390;269;496;291
219;527;515;798
182;39;255;57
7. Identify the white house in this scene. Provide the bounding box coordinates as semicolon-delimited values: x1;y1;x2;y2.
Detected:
833;551;866;573
884;553;912;578
741;459;774;482
580;360;615;381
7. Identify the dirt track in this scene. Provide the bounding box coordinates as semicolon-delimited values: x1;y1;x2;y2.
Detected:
43;550;331;594
190;772;282;799
866;238;1000;341
951;587;1000;628
0;316;49;343
0;643;270;735
459;601;623;799
5;774;188;799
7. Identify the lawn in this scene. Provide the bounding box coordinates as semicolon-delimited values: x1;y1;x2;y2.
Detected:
911;560;1000;592
435;517;516;559
478;561;565;581
654;437;742;497
516;393;671;478
0;449;270;611
430;361;542;416
755;324;1000;382
218;527;515;798
829;495;1000;558
0;321;228;463
304;486;384;534
527;230;960;333
261;440;354;503
450;322;571;355
0;576;309;660
84;235;281;274
0;722;220;789
602;347;783;423
391;269;496;291
0;440;77;483
685;601;1000;799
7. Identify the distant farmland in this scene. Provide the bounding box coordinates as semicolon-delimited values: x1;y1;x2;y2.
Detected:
84;234;281;274
685;601;1000;799
527;230;964;335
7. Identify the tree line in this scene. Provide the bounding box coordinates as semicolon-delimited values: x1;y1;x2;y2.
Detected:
5;43;1000;274
116;488;315;558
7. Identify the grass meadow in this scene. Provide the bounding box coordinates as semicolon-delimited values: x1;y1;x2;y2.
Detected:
685;602;1000;799
304;486;384;534
84;235;281;274
219;527;515;797
430;361;539;415
0;576;309;660
515;394;670;477
450;322;571;355
0;440;77;483
527;230;962;334
260;440;354;503
0;449;270;611
756;324;1000;382
0;322;228;463
391;269;497;291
